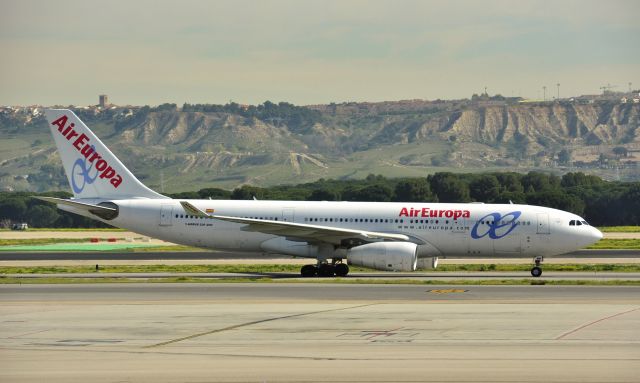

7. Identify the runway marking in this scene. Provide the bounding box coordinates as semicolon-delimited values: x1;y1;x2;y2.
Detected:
555;307;640;340
7;328;52;339
144;303;379;349
428;289;468;294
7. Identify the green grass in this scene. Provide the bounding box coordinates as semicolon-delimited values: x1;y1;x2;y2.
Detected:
130;245;203;252
1;275;638;286
0;228;125;232
0;238;93;246
598;226;640;233
2;263;640;275
586;238;640;249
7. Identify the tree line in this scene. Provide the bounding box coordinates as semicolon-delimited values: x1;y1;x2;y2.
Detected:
1;172;638;228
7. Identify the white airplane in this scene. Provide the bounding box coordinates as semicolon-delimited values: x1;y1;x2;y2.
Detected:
38;109;603;277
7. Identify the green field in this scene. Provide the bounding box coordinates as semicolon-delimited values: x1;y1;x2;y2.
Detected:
586;238;640;249
598;226;640;233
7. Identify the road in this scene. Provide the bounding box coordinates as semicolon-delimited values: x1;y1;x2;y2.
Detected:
5;271;640;281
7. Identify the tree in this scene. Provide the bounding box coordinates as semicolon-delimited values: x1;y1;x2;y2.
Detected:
26;205;60;228
621;184;640;224
612;147;628;158
394;179;436;202
428;173;471;203
342;184;394;202
495;173;524;193
307;188;339;201
557;149;572;165
231;185;265;200
526;191;585;216
0;199;27;221
197;188;231;199
522;172;560;193
469;175;501;202
561;172;603;188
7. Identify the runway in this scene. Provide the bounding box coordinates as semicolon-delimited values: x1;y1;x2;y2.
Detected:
1;248;639;260
1;283;639;382
6;271;640;281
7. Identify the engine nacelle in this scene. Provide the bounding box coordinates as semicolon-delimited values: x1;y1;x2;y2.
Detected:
416;257;439;270
347;242;418;272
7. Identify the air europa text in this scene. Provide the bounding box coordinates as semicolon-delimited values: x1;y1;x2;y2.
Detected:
51;115;123;188
399;207;470;220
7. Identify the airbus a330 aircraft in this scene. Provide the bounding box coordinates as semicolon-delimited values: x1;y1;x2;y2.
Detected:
38;109;603;277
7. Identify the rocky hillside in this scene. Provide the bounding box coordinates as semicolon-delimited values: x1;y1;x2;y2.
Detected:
1;100;638;192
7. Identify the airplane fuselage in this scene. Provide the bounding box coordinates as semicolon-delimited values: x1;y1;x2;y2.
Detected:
62;199;601;259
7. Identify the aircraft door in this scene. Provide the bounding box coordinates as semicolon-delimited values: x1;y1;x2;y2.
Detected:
537;213;550;234
282;208;295;223
159;204;173;226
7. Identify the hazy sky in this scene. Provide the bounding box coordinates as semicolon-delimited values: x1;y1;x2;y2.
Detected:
1;0;638;106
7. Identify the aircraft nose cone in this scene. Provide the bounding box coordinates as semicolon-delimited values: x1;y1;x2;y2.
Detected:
592;227;603;241
581;227;603;247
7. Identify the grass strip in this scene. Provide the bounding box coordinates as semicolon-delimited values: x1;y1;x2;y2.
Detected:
2;263;640;274
0;228;126;232
0;238;96;246
598;226;640;233
586;238;640;249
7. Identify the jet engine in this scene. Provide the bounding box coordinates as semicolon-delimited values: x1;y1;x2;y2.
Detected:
347;242;418;272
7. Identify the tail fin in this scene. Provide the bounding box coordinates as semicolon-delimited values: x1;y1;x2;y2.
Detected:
44;109;167;200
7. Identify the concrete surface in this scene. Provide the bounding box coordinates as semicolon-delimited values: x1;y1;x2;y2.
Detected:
1;249;640;263
1;283;639;382
5;271;640;281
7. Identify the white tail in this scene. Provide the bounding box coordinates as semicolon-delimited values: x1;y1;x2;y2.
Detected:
45;109;167;200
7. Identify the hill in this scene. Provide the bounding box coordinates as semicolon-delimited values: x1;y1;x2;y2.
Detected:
1;99;638;192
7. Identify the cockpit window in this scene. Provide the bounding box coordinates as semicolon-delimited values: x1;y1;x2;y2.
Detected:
581;221;589;225
569;220;575;226
576;221;582;226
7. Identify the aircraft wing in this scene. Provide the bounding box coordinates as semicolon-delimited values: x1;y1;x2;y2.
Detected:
179;201;409;244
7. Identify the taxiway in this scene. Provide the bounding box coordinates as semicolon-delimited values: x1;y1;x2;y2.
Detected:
1;283;638;382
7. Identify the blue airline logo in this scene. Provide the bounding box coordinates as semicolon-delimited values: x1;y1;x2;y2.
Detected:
470;211;521;239
71;146;98;193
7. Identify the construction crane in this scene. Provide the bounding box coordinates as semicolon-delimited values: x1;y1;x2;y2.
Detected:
600;83;617;94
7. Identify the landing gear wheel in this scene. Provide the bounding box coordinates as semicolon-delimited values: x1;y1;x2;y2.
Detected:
301;264;317;278
317;263;335;277
531;266;542;278
334;263;349;277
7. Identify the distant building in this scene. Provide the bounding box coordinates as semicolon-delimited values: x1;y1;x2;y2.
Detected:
99;94;109;108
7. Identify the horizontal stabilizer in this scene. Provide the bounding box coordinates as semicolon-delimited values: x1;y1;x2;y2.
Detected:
35;196;118;220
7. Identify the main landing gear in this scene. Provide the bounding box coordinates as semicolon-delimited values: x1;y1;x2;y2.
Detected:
300;260;349;278
531;256;544;277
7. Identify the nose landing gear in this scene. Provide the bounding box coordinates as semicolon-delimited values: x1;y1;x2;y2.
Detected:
531;256;544;277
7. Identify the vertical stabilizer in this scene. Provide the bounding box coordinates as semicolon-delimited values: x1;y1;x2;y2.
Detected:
45;109;167;200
